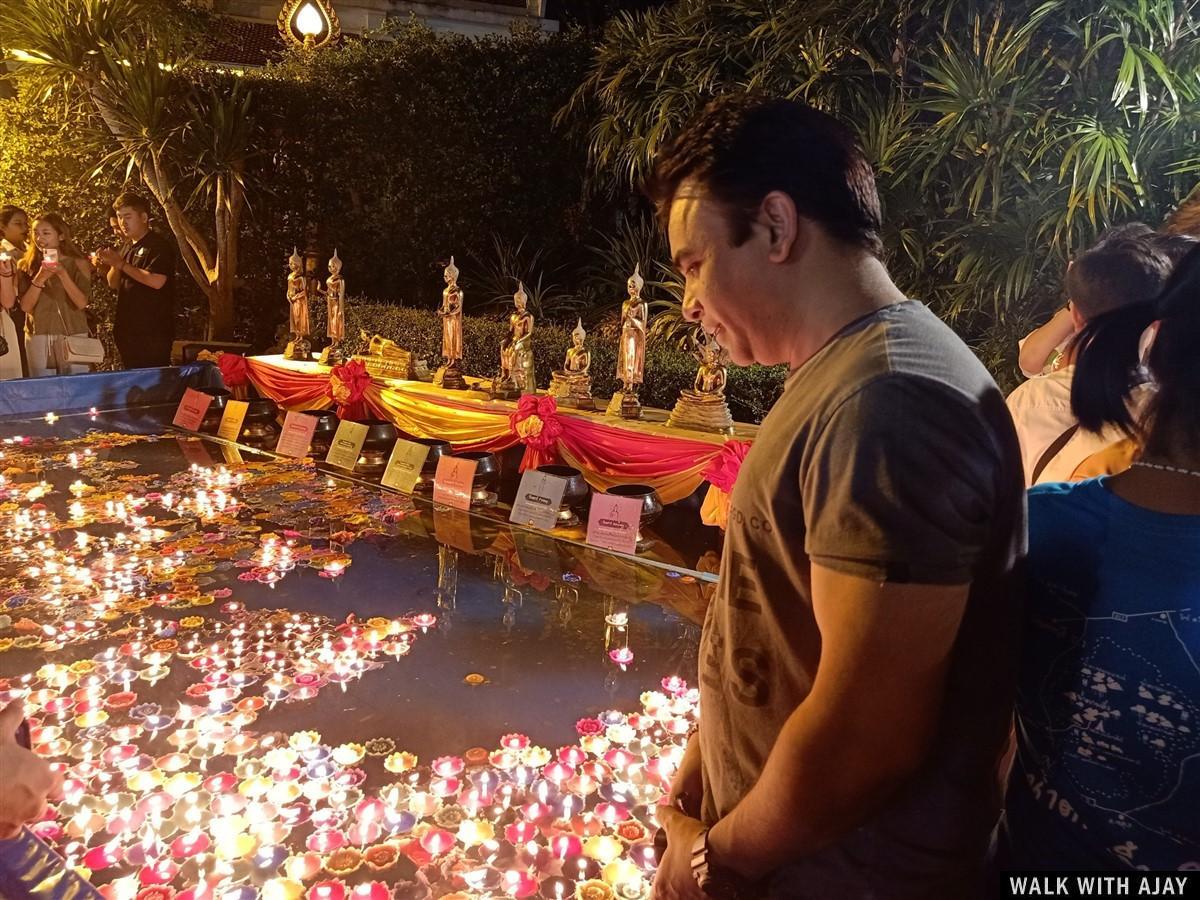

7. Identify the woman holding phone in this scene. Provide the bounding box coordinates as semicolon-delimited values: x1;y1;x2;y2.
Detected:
0;247;22;379
17;212;92;376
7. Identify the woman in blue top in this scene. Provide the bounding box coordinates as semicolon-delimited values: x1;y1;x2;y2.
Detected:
1002;243;1200;870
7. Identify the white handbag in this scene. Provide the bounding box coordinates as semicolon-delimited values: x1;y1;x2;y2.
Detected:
54;301;105;368
54;333;106;366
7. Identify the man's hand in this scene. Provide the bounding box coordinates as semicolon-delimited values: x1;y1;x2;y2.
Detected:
668;738;702;817
95;247;123;270
651;805;706;900
0;700;62;840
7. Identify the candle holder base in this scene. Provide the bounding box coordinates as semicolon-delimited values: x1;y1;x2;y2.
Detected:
666;392;734;434
317;343;345;367
437;363;468;391
284;337;312;361
606;391;642;420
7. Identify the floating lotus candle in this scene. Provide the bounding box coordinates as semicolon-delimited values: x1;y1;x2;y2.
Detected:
349;884;389;900
263;879;306;900
432;755;465;777
307;881;347;900
419;828;455;856
502;870;539;898
285;851;324;881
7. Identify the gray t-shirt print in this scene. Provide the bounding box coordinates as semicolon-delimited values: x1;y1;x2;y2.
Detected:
699;301;1025;898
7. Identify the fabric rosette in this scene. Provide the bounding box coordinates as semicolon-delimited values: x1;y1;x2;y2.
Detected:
509;394;563;469
700;438;752;529
327;359;371;420
216;352;251;399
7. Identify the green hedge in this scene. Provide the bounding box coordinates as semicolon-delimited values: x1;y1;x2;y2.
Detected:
322;302;785;424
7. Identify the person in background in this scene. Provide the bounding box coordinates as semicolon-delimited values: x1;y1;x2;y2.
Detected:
1001;242;1200;871
0;245;22;379
96;191;177;369
1006;235;1171;486
0;699;62;839
1;204;30;376
1016;226;1195;379
16;212;92;377
645;95;1024;899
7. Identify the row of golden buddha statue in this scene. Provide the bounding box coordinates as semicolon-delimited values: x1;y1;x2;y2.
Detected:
284;249;732;431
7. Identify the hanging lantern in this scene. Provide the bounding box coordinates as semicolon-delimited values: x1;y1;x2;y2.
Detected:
278;0;340;49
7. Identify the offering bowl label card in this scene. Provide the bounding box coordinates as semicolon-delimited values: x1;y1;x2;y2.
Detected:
216;399;249;442
381;439;431;494
509;471;568;531
586;494;643;555
433;456;476;511
172;388;213;431
325;420;369;470
275;411;318;458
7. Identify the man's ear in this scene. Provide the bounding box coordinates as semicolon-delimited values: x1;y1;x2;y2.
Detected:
759;191;798;263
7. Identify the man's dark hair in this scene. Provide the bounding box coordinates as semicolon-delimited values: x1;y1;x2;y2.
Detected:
644;94;883;256
0;204;26;228
1065;237;1172;321
112;192;152;215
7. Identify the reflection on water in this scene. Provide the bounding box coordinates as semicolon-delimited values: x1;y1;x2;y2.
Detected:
0;409;713;897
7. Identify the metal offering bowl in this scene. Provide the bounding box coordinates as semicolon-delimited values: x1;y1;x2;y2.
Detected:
606;483;664;531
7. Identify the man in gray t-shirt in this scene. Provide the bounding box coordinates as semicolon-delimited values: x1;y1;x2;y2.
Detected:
644;98;1024;899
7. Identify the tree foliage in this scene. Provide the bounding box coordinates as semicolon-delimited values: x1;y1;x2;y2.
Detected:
0;0;258;339
562;0;1200;381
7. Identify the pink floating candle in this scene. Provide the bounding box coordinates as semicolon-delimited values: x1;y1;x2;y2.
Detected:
306;830;347;854
521;802;553;822
551;834;581;859
500;732;530;751
410;613;437;629
170;830;211;859
501;870;539;898
608;648;634;666
419;828;455;856
139;859;179;885
594;803;629;825
603;749;635;771
349;884;389;900
83;842;123;871
542;762;574;785
557;746;587;766
307;882;347;900
505;821;538;845
431;756;464;777
346;822;381;846
429;776;460;798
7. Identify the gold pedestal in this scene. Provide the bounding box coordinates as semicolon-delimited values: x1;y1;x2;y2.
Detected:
667;392;734;433
606;390;642;420
549;372;594;410
284;337;311;361
437;362;468;391
317;342;345;367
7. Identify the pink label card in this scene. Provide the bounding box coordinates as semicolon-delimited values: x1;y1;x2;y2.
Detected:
275;411;319;459
585;493;644;555
173;388;214;431
432;455;477;511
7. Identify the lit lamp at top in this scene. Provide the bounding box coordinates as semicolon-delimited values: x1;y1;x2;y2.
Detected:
278;0;341;49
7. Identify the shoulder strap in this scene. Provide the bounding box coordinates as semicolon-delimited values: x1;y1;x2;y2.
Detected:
1031;423;1081;484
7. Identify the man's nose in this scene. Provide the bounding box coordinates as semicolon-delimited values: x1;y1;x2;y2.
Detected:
682;294;703;322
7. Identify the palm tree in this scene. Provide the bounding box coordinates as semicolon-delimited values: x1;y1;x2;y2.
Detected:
0;0;258;340
562;0;1200;378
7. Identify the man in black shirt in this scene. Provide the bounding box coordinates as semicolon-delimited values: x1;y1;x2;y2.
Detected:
97;192;177;369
